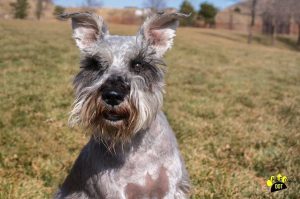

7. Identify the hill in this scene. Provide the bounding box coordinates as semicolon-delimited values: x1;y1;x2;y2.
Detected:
216;0;298;34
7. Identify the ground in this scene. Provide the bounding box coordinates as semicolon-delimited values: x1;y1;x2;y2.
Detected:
0;20;299;199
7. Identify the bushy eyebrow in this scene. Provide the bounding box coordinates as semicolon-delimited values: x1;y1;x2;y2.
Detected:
80;53;111;70
124;45;166;86
80;44;113;68
128;45;166;67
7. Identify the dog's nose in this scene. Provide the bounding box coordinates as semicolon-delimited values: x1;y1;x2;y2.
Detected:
102;90;124;106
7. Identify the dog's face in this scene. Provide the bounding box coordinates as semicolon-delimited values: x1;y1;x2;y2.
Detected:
63;12;186;146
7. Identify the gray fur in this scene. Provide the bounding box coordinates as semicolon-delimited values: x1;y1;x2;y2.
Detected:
56;12;190;199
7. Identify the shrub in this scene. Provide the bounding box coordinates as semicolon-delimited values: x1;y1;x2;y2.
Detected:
198;2;218;27
179;0;196;26
53;5;65;17
10;0;29;19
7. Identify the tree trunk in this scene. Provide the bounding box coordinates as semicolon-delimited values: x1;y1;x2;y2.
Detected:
248;0;257;44
272;22;277;46
248;26;253;44
297;23;300;47
36;0;43;20
229;12;234;30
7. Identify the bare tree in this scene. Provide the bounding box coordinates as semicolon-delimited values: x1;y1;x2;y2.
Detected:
248;0;257;44
261;0;291;45
143;0;167;11
85;0;103;7
229;8;242;30
36;0;43;20
35;0;52;20
245;0;298;46
291;0;300;46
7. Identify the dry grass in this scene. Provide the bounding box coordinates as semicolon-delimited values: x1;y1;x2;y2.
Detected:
0;19;300;198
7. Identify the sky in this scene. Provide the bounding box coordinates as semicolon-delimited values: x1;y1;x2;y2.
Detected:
53;0;241;10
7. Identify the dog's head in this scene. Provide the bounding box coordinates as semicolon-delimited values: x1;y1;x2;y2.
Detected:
62;12;187;146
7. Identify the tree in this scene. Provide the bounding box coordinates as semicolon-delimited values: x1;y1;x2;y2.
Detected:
53;5;65;17
198;2;218;28
10;0;29;19
248;0;257;44
234;7;241;13
36;0;52;20
82;0;102;12
179;0;196;26
36;0;43;20
229;7;241;30
85;0;103;7
291;0;300;46
261;0;290;45
143;0;167;11
228;5;242;31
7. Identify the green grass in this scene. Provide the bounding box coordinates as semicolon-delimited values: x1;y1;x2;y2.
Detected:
0;19;300;198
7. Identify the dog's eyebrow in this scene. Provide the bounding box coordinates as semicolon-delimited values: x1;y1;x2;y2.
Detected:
93;49;113;65
90;41;114;64
129;46;166;67
80;52;112;70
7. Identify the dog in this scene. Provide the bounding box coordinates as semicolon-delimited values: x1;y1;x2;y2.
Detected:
55;12;190;199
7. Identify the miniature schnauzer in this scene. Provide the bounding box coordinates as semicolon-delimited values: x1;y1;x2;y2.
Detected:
56;12;190;199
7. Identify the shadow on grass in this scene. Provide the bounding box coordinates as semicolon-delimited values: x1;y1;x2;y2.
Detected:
234;33;300;51
235;33;271;46
199;31;242;43
277;36;300;51
197;29;300;52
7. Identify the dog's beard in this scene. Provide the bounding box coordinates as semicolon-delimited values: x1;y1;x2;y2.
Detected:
69;91;163;150
129;80;163;134
72;92;137;149
69;80;163;150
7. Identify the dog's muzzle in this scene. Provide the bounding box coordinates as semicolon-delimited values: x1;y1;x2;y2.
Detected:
101;75;130;106
100;75;130;122
102;90;124;106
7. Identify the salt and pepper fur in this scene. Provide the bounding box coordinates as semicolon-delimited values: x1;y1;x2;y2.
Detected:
56;12;190;199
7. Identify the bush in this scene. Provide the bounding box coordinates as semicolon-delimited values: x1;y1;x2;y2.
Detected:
53;6;66;17
234;7;241;13
179;0;196;26
198;2;218;27
10;0;29;19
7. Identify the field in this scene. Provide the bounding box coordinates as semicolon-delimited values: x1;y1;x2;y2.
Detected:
0;19;300;198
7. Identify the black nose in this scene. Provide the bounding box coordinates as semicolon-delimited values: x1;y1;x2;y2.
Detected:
102;90;124;106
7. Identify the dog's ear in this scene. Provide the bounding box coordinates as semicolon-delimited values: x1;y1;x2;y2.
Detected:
137;12;189;57
59;12;109;52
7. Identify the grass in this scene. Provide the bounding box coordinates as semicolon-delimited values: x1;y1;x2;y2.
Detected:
0;19;300;198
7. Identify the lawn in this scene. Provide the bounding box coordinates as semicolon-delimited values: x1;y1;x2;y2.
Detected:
0;19;299;198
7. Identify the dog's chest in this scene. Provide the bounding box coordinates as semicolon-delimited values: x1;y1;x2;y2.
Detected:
93;164;180;199
124;166;169;199
90;144;182;199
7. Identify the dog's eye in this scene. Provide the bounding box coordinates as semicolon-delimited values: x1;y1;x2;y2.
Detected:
132;61;143;73
88;59;102;70
81;57;104;71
